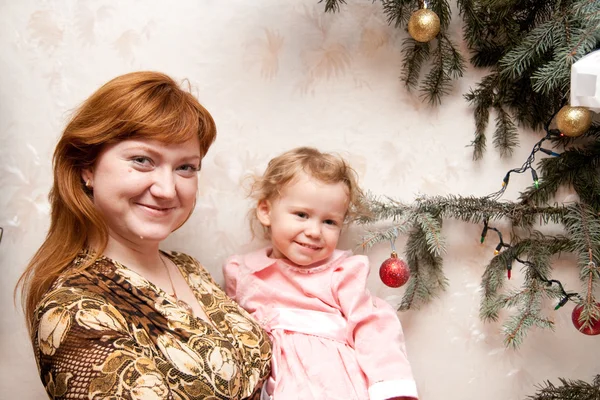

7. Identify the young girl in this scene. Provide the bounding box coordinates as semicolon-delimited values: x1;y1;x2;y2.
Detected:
223;147;418;400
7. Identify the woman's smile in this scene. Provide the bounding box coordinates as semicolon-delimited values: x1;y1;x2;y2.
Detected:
135;202;177;217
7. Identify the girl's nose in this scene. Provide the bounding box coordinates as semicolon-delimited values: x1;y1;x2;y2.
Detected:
304;220;321;238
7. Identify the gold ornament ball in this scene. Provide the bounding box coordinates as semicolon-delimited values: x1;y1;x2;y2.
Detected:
408;9;441;43
556;105;593;137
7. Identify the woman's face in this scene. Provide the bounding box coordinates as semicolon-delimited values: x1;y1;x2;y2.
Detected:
82;137;201;247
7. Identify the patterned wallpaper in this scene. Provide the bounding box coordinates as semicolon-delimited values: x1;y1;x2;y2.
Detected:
1;1;597;399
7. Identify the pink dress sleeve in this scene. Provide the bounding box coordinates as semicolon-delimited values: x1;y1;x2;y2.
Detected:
332;255;418;400
222;255;241;300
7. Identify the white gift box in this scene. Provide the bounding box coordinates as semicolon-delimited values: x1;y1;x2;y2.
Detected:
571;49;600;112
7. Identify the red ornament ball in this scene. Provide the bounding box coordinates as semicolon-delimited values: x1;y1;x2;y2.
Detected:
379;252;410;288
571;303;600;335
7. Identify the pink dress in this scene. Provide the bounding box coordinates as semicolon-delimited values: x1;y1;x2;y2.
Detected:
223;247;418;400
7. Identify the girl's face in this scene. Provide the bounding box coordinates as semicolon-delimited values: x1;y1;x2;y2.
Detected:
82;137;201;248
257;172;349;266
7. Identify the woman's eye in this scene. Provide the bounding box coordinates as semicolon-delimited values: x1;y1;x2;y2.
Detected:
178;164;199;172
132;156;152;166
177;164;200;177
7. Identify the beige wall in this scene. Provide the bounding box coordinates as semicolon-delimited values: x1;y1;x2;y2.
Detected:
1;1;597;399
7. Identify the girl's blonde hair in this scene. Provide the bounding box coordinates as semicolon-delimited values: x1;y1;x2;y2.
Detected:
16;71;217;334
249;147;369;238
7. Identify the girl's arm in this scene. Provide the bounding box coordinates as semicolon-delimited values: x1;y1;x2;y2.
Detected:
222;255;242;300
332;255;419;400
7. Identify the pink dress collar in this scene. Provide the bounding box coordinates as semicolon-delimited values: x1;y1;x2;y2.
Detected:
243;247;352;274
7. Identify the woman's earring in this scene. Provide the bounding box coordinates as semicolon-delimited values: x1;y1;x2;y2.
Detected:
85;179;92;189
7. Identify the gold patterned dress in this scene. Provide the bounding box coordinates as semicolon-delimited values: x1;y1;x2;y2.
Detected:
32;251;272;400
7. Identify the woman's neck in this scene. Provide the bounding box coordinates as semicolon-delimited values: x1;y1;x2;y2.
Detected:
90;234;163;275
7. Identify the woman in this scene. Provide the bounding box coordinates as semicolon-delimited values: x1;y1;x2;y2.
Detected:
16;71;271;399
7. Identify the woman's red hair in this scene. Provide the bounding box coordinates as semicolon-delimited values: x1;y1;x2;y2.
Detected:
15;71;216;334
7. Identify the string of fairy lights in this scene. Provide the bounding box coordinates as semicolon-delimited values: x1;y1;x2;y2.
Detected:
484;112;562;201
480;108;596;313
480;218;582;310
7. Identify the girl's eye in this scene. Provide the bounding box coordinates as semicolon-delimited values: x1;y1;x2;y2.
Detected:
295;212;308;218
324;219;338;226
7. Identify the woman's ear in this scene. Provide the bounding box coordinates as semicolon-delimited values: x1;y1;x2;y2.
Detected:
256;200;272;227
81;168;93;188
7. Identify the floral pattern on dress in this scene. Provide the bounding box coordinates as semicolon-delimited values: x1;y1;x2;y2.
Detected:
33;251;271;400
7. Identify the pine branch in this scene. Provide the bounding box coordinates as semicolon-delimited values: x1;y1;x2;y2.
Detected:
398;259;421;310
562;203;600;332
563;203;600;270
485;244;567;347
588;124;600;140
401;39;431;90
360;222;412;251
470;131;487;161
577;261;600;330
459;0;556;68
415;195;567;227
400;224;447;310
497;282;561;310
361;192;579;342
566;15;600;59
499;247;573;347
527;375;600;400
480;253;513;321
530;57;572;95
361;191;591;347
381;0;465;103
479;233;573;322
464;72;498;160
492;106;519;158
500;73;563;131
548;124;600;145
381;0;413;29
519;140;600;208
573;166;600;211
441;34;466;80
456;0;483;50
358;194;412;223
419;33;466;104
429;0;452;31
420;38;448;105
575;0;600;15
320;0;346;13
411;212;446;257
498;18;559;80
503;304;555;349
461;0;600;157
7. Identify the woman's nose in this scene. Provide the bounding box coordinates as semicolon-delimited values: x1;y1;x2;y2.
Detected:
150;168;176;199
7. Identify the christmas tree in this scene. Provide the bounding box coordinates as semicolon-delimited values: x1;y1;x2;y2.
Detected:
323;0;600;396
